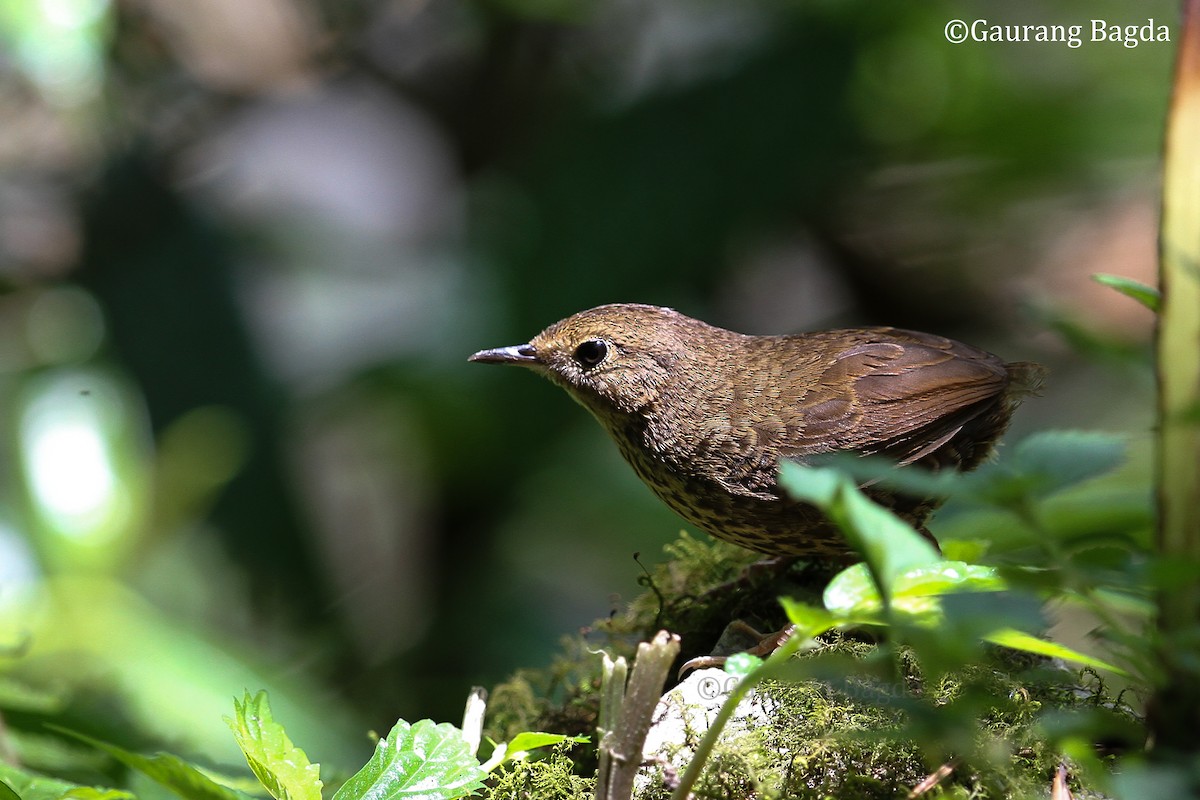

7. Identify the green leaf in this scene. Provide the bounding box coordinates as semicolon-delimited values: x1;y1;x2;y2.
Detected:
723;653;764;677
779;596;836;638
0;676;66;714
53;728;254;800
939;591;1046;642
1111;762;1195;799
0;764;74;800
936;539;988;563
1009;431;1126;500
984;628;1127;674
0;779;19;800
892;562;1003;599
62;789;136;800
503;732;586;756
331;720;486;800
822;564;883;618
807;452;959;499
1093;273;1161;312
779;462;940;601
226;692;322;800
824;562;1008;626
835;484;942;598
483;732;584;772
940;431;1129;509
0;765;128;800
776;460;842;507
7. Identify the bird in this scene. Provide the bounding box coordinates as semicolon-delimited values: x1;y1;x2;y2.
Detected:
469;303;1043;559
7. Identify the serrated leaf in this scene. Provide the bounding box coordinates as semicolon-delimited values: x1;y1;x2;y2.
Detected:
1093;273;1161;312
226;692;322;800
331;719;485;800
985;628;1127;674
54;728;254;800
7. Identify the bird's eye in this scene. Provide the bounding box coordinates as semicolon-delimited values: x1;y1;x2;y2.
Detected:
573;339;609;368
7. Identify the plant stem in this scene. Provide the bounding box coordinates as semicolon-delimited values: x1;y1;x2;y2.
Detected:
597;631;680;800
668;632;807;800
1150;0;1200;757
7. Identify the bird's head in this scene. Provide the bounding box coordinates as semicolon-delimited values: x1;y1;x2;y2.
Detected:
469;303;706;416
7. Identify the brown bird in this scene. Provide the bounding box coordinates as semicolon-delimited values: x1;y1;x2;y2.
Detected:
469;304;1043;558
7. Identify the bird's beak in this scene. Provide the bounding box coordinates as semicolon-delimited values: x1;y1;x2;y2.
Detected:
468;343;540;366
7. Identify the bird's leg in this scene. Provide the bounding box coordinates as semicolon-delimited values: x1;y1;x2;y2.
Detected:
681;555;839;676
678;621;797;677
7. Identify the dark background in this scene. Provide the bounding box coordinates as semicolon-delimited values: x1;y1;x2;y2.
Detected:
0;0;1165;772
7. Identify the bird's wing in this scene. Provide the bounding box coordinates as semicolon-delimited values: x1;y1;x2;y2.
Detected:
780;329;1010;465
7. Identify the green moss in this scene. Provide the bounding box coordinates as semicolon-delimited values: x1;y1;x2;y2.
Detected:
485;743;594;800
619;532;843;668
485;532;1140;799
484;636;605;777
637;637;1134;799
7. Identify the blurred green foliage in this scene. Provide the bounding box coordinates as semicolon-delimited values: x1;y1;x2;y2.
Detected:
0;0;1173;794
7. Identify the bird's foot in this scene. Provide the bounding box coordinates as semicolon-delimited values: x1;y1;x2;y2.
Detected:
678;620;796;678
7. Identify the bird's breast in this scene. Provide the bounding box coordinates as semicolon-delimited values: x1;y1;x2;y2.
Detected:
603;411;859;557
616;408;784;502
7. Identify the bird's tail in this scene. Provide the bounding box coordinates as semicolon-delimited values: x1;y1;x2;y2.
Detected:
1004;361;1048;401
